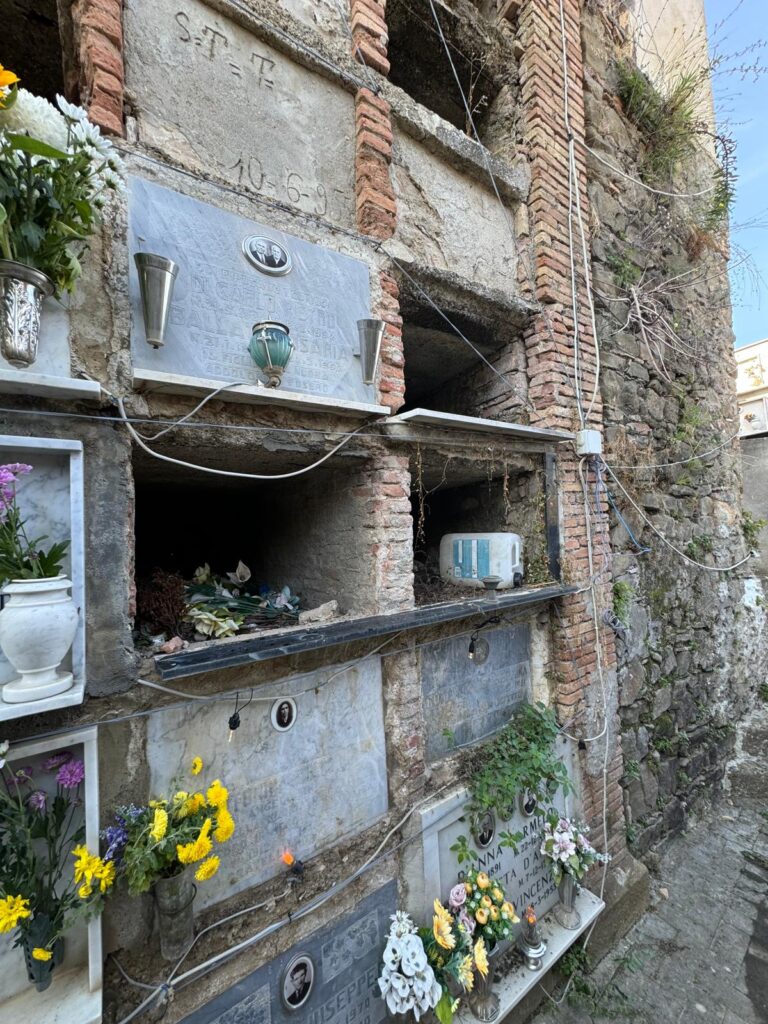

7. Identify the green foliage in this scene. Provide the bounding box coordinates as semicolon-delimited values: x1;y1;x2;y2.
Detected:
685;534;714;560
606;248;641;289
625;822;639;845
623;760;640;782
460;703;572;824
758;683;768;703
612;580;633;628
615;60;701;181
742;510;767;551
0;465;69;583
556;939;645;1019
674;400;711;446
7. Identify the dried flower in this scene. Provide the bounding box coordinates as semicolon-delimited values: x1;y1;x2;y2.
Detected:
42;751;72;772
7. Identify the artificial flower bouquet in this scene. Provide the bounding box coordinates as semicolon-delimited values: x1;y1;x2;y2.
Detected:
419;897;491;1022
539;813;608;883
0;62;125;296
101;756;235;894
0;743;113;988
378;911;443;1021
0;462;69;582
453;869;520;949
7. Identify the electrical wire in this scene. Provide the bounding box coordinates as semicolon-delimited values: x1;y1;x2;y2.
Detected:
601;457;753;571
608;430;741;470
582;142;717;198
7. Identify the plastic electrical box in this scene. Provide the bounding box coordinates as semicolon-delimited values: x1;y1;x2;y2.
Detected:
439;533;524;589
575;429;603;456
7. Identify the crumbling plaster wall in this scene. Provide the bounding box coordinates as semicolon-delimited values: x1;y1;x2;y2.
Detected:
582;6;767;859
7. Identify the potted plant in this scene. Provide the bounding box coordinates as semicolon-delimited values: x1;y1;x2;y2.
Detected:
452;871;519;1021
0;743;113;992
540;813;608;930
377;910;443;1021
102;756;235;960
0;462;76;705
0;68;125;367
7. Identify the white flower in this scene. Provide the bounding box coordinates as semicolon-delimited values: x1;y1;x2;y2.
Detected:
56;94;87;122
389;910;417;938
71;118;108;154
100;167;125;194
0;739;8;770
399;934;428;976
382;937;403;967
0;88;68;150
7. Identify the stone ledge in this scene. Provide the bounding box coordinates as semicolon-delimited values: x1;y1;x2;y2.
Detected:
0;369;102;402
153;583;578;680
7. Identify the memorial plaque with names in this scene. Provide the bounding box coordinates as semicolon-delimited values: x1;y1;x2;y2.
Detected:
127;177;374;402
413;737;576;926
420;623;531;763
178;882;395;1024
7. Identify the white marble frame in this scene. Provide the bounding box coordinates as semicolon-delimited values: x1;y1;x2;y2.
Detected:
0;436;86;722
1;726;102;1023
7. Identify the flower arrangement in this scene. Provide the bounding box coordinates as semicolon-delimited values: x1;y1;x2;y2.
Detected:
0;463;69;583
378;911;442;1021
101;756;234;895
0;67;125;295
0;742;112;983
540;813;608;883
418;898;491;1023
452;870;519;949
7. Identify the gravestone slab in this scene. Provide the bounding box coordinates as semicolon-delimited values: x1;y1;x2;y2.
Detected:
127;177;374;402
420;623;531;762
123;0;356;226
407;735;577;926
179;881;395;1024
147;658;388;908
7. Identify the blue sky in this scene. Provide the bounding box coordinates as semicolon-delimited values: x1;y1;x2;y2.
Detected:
705;0;768;346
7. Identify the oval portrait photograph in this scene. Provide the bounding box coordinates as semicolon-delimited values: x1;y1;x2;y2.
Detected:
243;234;292;276
271;696;297;732
281;953;315;1011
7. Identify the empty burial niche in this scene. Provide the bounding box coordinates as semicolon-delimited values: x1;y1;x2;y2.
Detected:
401;307;509;416
411;454;551;605
387;0;499;138
2;0;68;103
132;441;377;647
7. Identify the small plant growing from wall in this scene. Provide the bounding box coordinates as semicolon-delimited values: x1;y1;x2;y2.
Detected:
612;579;633;628
742;510;767;552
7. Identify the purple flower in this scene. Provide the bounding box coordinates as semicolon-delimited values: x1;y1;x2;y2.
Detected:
28;790;47;812
43;751;72;772
100;822;129;862
56;759;85;789
458;910;476;936
448;884;467;910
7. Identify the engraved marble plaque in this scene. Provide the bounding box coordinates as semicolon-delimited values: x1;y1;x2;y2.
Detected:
147;659;388;908
179;882;395;1024
128;177;374;402
409;736;577;925
421;623;531;763
124;0;356;226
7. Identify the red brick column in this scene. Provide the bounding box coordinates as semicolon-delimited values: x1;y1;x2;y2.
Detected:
519;0;626;857
350;0;391;75
71;0;125;135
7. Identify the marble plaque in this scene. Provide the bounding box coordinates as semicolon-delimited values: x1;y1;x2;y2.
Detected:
409;735;577;925
128;177;374;402
420;623;531;763
147;658;388;908
179;882;395;1024
124;0;356;226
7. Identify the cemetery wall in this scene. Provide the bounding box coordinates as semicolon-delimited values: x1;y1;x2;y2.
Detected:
4;0;762;1020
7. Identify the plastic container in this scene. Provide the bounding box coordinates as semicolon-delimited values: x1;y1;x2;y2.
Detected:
439;533;524;589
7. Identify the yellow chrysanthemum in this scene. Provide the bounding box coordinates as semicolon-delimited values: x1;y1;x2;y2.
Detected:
32;947;52;961
206;779;228;809
150;807;168;842
174;790;188;804
177;817;213;864
458;954;475;992
149;798;167;809
0;65;19;89
0;894;31;934
214;805;235;844
194;855;220;882
78;882;93;899
94;858;116;893
177;792;206;819
474;937;489;979
432;899;455;950
191;756;203;776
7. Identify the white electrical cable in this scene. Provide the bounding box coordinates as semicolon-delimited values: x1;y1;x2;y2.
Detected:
602;457;752;571
117;395;380;480
608;430;741;470
582;142;716;198
132;381;251;441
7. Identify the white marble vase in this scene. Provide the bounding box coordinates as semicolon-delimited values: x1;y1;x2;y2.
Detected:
0;577;78;704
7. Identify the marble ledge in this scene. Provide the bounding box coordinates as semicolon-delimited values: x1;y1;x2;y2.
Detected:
455;889;605;1023
0;369;102;402
133;368;391;418
0;965;100;1024
153;583;578;681
0;679;86;723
